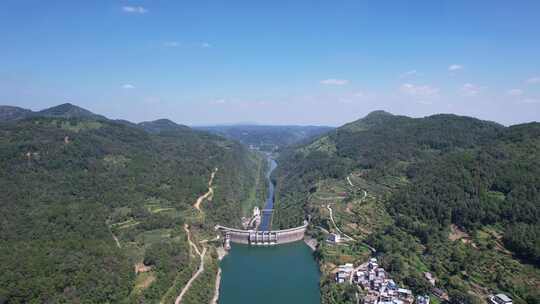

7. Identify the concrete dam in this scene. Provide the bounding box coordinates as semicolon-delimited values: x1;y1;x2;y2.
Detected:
215;221;308;246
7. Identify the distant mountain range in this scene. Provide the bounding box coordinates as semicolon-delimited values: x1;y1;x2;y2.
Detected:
196;125;334;151
0;103;106;121
1;103;334;149
0;103;194;136
138;118;191;134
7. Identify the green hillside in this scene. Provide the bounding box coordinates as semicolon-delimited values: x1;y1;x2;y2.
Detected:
0;112;261;303
274;111;539;304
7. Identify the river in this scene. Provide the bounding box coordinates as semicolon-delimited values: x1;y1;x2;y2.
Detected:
218;154;320;304
260;156;277;230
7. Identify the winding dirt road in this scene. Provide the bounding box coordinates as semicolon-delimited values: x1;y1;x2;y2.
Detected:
326;204;355;241
193;168;218;213
174;168;219;304
347;175;368;203
175;224;207;304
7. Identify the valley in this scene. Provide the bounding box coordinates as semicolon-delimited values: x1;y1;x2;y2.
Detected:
0;105;538;304
3;2;539;304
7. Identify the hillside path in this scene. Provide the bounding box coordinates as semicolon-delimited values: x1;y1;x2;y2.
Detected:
106;222;122;248
327;204;377;253
175;224;207;304
346;175;368;203
193;168;218;213
326;204;355;241
111;233;121;248
347;176;354;187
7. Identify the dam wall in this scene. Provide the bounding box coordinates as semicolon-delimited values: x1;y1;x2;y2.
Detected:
216;221;308;246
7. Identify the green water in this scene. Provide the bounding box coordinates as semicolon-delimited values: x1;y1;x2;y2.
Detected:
218;242;321;304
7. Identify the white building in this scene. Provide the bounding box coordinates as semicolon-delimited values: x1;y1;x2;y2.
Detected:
336;271;348;283
339;263;354;273
489;294;512;304
417;295;430;304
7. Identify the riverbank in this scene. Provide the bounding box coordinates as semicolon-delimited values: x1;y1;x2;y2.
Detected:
210;268;222;304
216;246;228;260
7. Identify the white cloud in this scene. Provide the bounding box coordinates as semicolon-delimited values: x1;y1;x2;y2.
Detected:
460;83;485;97
400;83;439;98
399;70;419;78
526;76;540;84
122;6;148;14
507;89;523;96
320;79;349;86
448;64;464;72
213;99;226;104
353;91;369;99
164;41;180;48
122;84;135;89
163;41;211;48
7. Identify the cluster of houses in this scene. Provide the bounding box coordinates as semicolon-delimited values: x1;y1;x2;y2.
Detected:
336;258;417;304
336;258;515;304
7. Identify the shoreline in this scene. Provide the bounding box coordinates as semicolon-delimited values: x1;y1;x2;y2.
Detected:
212;246;227;304
304;236;318;251
216;246;228;260
210;267;222;304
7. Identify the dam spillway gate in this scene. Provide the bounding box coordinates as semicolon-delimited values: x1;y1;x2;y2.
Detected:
216;221;308;246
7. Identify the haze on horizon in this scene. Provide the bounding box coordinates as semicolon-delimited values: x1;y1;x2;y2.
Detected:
1;0;539;127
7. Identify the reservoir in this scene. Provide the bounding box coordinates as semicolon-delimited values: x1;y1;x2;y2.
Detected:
218;155;320;304
218;242;320;304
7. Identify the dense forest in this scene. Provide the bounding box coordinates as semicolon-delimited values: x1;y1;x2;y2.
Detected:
274;111;540;304
0;104;261;303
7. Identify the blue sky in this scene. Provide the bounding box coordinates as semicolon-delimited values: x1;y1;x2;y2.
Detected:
1;0;539;126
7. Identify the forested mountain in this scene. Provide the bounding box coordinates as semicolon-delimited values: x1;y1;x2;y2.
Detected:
0;106;34;121
138;119;191;135
274;111;540;304
0;103;106;122
0;105;261;303
37;103;106;120
196;125;333;151
274;111;503;227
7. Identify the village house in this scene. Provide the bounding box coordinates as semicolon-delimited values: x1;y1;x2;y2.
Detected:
431;287;449;301
489;294;513;304
416;295;430;304
326;233;341;245
335;263;354;283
